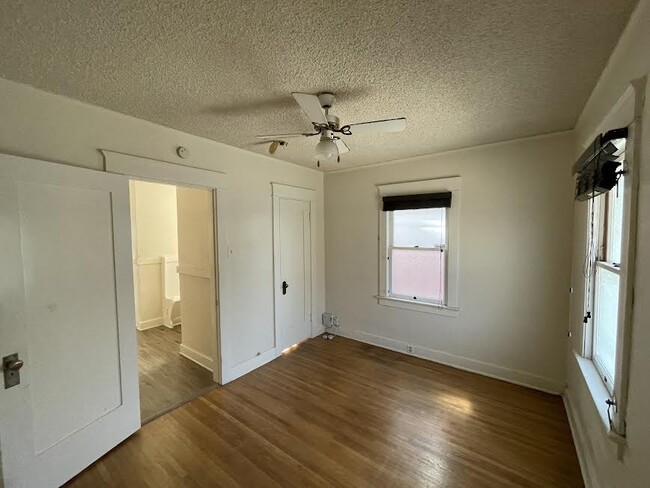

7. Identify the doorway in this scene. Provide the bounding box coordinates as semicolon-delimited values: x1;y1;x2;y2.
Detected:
130;179;219;422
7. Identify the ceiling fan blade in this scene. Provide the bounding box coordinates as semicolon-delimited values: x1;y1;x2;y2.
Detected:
292;92;328;125
335;138;350;155
255;132;316;140
346;117;407;135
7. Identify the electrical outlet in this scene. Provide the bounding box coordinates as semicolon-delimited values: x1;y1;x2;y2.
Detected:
332;315;340;327
406;344;414;354
322;313;333;327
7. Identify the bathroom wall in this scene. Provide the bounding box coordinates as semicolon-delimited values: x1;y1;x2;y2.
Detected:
130;180;179;329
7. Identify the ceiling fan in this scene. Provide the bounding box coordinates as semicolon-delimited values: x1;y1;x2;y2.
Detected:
256;92;407;167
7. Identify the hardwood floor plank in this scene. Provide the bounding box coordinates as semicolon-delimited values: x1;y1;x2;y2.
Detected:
137;325;217;422
68;337;583;487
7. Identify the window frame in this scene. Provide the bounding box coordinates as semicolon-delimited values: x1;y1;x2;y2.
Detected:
377;177;461;316
580;117;636;441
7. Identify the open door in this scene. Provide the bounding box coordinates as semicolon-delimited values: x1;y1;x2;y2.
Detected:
0;154;140;487
176;186;219;380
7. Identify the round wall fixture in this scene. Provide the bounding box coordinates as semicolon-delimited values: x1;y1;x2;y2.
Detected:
176;146;190;159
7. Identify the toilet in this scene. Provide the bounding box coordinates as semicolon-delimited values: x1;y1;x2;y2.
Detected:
161;255;181;328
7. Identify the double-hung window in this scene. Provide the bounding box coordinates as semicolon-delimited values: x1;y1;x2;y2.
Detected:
583;137;627;395
586;170;625;391
587;177;624;391
377;177;460;315
387;208;447;304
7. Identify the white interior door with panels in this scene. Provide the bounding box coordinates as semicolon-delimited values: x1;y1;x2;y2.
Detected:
0;154;139;487
176;185;219;375
273;184;314;352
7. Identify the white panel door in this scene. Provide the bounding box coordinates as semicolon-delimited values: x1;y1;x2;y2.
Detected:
275;198;312;352
176;186;218;377
0;154;139;487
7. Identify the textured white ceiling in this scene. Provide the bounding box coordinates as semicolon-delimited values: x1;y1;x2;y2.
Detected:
0;1;636;171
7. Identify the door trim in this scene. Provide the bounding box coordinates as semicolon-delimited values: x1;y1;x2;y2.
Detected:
271;182;317;201
103;150;226;385
272;183;317;352
101;149;228;189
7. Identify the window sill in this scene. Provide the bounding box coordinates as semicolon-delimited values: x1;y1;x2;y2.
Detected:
376;296;460;316
573;352;625;447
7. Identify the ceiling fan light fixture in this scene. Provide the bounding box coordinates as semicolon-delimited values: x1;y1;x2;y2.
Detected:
315;139;337;159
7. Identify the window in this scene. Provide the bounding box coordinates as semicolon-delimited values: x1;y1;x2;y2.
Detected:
377;177;460;315
584;143;625;392
388;208;447;304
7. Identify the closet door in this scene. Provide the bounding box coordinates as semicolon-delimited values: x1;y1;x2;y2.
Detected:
274;197;312;352
0;154;139;487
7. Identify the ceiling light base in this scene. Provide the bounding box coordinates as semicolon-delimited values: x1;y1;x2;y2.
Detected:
318;92;335;109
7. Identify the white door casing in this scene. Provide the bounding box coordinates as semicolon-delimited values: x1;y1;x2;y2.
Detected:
102;150;225;383
272;184;314;352
0;154;140;487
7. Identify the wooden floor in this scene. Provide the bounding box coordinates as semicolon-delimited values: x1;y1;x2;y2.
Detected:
137;325;217;422
69;337;582;487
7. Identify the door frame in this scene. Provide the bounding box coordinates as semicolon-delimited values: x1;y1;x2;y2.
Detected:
102;150;228;384
271;183;317;351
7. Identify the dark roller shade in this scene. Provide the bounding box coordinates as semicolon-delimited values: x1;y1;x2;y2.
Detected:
382;192;452;211
573;127;627;201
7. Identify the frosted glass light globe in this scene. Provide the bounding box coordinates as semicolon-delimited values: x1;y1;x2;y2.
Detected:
315;139;337;159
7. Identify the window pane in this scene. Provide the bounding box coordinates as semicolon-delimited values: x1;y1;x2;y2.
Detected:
594;266;619;382
607;177;624;264
390;249;445;302
393;208;446;248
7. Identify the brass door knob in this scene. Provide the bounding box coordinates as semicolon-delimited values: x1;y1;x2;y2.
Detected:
6;359;23;371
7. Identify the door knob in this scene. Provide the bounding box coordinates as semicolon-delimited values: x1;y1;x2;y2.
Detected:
282;281;289;295
6;359;23;371
3;353;23;389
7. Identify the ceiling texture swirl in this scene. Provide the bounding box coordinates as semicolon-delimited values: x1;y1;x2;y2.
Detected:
0;0;637;170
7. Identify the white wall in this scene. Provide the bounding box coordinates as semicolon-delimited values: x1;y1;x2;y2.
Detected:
325;131;575;393
0;77;325;384
131;180;179;328
565;0;650;485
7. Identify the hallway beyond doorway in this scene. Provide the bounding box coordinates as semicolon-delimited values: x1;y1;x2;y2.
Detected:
137;326;217;422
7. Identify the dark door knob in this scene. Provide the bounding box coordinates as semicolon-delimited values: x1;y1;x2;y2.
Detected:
282;281;289;295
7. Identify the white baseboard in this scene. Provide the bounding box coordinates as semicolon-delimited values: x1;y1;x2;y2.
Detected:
163;318;182;329
136;317;164;331
335;328;564;394
221;348;278;384
180;344;214;372
563;391;597;488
